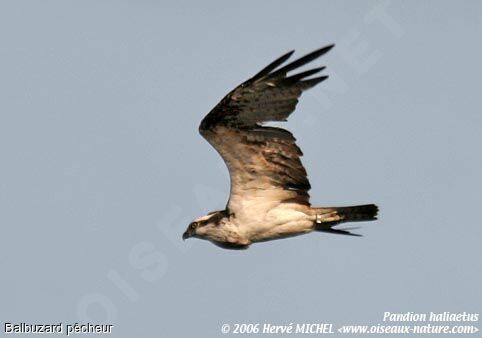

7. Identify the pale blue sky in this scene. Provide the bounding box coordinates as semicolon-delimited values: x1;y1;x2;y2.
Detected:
1;1;481;337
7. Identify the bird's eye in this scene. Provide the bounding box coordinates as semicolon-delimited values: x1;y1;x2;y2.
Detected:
190;222;198;229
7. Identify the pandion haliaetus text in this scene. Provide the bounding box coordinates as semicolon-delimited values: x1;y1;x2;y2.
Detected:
183;45;378;249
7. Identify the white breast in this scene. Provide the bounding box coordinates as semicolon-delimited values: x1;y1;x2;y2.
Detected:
234;202;314;242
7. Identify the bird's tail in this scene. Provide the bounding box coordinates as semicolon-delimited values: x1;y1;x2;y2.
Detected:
326;204;379;222
312;204;378;236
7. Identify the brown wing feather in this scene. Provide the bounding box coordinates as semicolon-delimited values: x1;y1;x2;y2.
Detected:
199;45;334;214
201;126;310;217
200;45;333;130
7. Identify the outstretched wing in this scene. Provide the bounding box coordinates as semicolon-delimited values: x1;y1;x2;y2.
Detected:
199;45;334;219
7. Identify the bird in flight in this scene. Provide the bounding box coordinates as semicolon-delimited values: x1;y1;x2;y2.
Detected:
183;45;378;249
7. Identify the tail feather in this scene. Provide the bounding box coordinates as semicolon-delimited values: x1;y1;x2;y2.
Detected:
330;204;379;222
313;204;378;236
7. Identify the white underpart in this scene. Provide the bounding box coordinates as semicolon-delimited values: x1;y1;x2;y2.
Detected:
229;191;315;242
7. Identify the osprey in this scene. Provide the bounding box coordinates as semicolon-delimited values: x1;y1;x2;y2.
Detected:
183;45;378;249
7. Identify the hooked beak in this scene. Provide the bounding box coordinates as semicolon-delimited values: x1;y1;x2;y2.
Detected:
182;230;191;241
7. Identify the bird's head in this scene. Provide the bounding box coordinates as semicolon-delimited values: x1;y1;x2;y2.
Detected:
182;211;226;241
182;210;251;249
182;219;203;240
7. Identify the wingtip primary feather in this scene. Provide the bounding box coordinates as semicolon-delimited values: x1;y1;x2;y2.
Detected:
251;49;295;81
271;44;335;77
285;66;326;83
300;75;329;89
200;44;334;130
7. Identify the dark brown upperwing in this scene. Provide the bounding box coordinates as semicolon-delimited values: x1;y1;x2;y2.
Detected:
199;44;334;130
198;45;334;211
